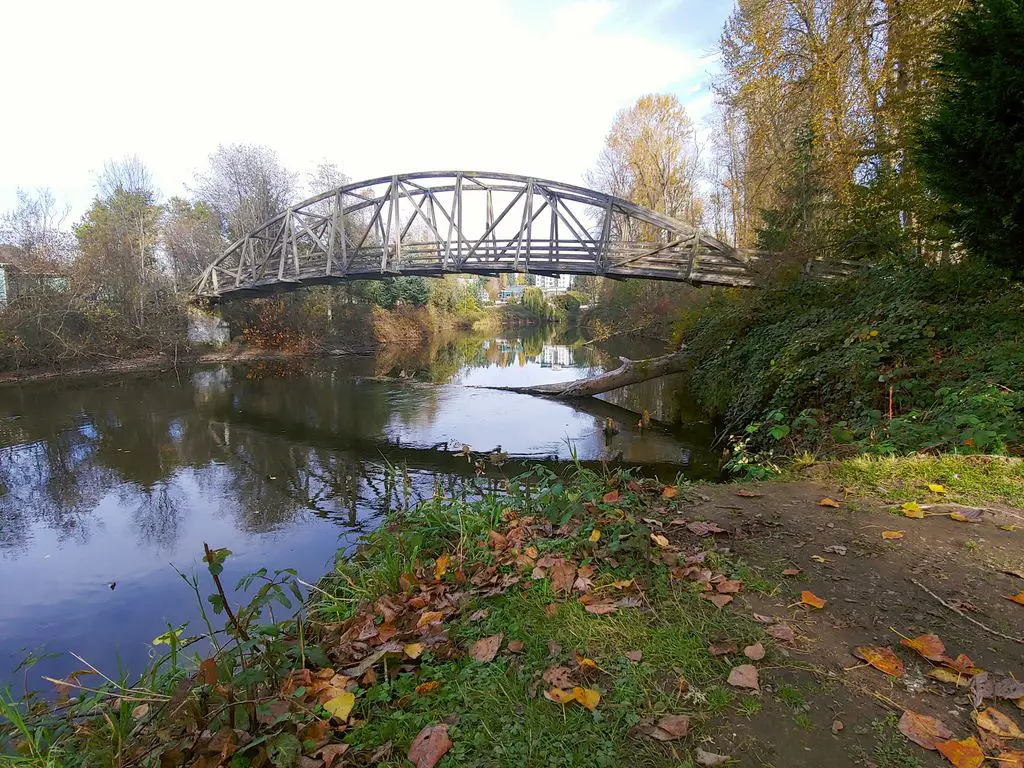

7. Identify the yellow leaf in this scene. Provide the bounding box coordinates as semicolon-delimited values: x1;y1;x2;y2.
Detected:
572;687;601;710
927;484;946;494
974;707;1024;739
869;329;879;337
415;681;441;695
881;530;905;540
576;656;598;669
935;737;986;768
811;555;827;563
434;555;450;581
607;579;634;589
1006;592;1024;606
853;645;905;678
404;643;425;659
902;501;925;519
650;533;670;548
818;497;841;508
589;529;601;543
662;486;678;499
801;590;826;609
417;611;444;628
929;668;969;687
544;687;575;704
323;692;355;722
950;512;969;522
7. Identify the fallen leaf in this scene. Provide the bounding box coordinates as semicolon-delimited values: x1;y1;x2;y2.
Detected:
132;703;149;720
469;634;503;663
434;555;450;581
407;724;452;768
583;600;618;615
487;530;508;550
974;707;1024;739
415;681;441;695
930;668;970;687
573;686;601;710
997;752;1024;768
316;743;350;768
417;611;444;628
708;642;738;656
695;749;731;766
574;652;598;669
928;484;947;494
727;664;759;691
625;650;643;662
323;692;355;722
751;613;776;623
589;529;601;543
507;640;525;654
550;559;576;594
853;646;905;678
543;665;575;689
833;720;844;734
935;736;985;768
1006;592;1024;606
899;710;953;750
818;497;841;508
662;486;678;499
687;521;726;536
650;533;670;548
602;490;621;504
404;643;425;659
735;489;762;498
903;502;925;519
766;623;796;642
900;633;946;662
199;657;218;685
782;568;801;576
811;554;827;563
468;608;489;622
648;714;690;741
702;593;733;608
940;653;982;676
800;590;826;609
744;642;765;661
544;687;575;704
716;579;744;594
882;530;905;540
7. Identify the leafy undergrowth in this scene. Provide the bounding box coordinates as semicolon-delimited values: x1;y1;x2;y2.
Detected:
0;467;780;768
675;258;1024;469
825;454;1024;508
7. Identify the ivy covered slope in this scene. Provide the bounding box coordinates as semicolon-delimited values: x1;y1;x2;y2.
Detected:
676;258;1024;464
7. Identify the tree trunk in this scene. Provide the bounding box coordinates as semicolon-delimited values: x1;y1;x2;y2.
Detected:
482;347;690;398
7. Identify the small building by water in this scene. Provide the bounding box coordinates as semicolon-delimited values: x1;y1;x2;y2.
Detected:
0;262;69;306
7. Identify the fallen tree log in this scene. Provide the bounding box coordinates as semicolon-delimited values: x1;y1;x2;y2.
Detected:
480;347;690;398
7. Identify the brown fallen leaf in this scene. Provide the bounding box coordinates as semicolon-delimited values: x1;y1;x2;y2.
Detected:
935;736;985;768
735;489;762;498
949;508;984;523
766;623;796;642
727;664;759;691
929;668;970;687
543;665;575;689
940;653;982;676
716;579;744;594
468;634;503;663
687;521;726;536
468;608;489;622
702;593;733;608
417;610;444;628
602;490;621;504
899;710;953;750
662;486;678;499
550;559;576;594
487;530;508;550
1006;592;1024;606
407;724;452;768
853;646;905;678
316;743;350;768
695;749;731;766
507;640;524;654
415;681;441;695
900;633;946;662
708;642;738;656
998;752;1024;768
800;590;826;609
782;568;801;576
818;497;841;508
625;650;643;662
583;600;619;616
744;642;765;661
881;530;905;540
199;658;217;685
648;714;690;741
974;707;1024;739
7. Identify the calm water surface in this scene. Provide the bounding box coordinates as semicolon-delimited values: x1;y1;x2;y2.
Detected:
0;328;717;689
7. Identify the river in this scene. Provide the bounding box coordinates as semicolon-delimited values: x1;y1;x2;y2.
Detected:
0;327;718;691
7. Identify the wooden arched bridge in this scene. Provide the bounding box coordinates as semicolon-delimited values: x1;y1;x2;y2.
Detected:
193;170;759;301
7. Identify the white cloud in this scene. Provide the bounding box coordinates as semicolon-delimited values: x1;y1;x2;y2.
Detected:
0;0;728;218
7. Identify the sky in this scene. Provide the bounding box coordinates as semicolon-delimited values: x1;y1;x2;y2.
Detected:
0;0;731;220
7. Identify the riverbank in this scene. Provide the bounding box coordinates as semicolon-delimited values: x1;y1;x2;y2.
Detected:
5;456;1021;767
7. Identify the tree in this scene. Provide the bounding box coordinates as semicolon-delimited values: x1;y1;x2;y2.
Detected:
586;94;705;235
917;0;1024;270
193;144;297;240
162;197;224;292
0;188;75;268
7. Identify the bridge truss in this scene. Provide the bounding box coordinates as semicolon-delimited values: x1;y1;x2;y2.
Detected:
193;171;755;301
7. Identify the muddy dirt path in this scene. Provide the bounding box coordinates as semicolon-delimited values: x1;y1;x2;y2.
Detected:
666;479;1024;767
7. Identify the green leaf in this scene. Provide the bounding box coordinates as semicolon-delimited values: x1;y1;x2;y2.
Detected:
266;732;302;768
304;646;330;668
208;594;226;615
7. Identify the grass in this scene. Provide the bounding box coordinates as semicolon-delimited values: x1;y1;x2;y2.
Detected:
828;454;1024;507
849;715;924;768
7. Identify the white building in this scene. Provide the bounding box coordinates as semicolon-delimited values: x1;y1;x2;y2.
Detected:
534;274;573;296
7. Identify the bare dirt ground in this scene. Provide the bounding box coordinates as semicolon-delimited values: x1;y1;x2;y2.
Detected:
665;479;1024;767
